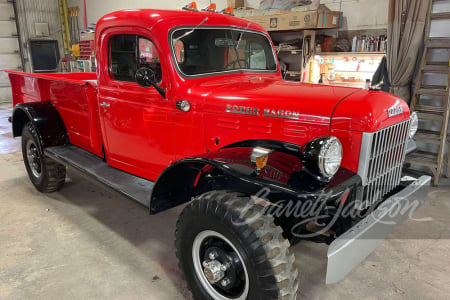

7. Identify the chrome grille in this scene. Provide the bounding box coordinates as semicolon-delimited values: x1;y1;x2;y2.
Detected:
357;120;410;208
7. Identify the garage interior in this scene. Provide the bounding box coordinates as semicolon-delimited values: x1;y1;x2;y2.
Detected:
0;0;450;299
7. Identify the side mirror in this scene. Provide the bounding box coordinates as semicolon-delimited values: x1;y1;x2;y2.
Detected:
135;67;166;98
135;67;156;88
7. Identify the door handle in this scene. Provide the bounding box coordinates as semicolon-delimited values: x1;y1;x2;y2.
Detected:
99;102;110;107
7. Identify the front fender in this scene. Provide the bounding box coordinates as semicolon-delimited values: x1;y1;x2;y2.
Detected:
149;146;360;214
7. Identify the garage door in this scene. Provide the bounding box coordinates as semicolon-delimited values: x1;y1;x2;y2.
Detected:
0;0;22;103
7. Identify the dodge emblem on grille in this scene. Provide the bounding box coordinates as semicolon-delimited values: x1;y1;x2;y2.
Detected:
387;105;403;117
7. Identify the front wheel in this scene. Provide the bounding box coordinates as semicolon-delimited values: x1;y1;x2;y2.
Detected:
175;191;298;300
21;122;66;192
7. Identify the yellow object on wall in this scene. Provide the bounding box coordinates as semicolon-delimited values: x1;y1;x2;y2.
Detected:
71;44;80;57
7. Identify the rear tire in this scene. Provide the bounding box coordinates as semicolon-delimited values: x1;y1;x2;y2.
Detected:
175;190;298;300
21;122;66;192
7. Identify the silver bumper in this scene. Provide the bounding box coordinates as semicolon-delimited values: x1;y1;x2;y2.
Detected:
326;175;431;284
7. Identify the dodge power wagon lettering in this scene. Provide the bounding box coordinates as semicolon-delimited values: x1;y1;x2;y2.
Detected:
7;8;430;300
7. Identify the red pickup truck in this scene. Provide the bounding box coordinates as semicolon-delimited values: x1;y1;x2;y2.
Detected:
7;8;430;300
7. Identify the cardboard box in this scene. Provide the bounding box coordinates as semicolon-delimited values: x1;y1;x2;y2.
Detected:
322;37;338;52
245;10;341;31
228;0;245;8
317;9;342;29
246;10;317;31
235;8;288;17
234;7;253;17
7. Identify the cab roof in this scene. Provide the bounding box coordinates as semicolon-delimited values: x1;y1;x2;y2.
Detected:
96;9;266;34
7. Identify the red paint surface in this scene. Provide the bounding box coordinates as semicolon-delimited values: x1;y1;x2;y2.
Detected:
7;9;411;180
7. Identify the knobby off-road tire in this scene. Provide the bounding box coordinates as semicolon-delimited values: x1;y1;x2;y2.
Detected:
175;190;298;300
21;122;66;192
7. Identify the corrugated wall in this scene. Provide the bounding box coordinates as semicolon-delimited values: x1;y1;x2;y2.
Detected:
16;0;63;72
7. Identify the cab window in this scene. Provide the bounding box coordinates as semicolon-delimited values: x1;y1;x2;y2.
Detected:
109;34;162;83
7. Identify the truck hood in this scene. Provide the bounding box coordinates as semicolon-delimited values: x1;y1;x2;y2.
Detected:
193;76;410;132
196;76;359;126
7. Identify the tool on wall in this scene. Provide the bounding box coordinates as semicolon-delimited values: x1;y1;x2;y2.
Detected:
301;30;315;82
302;34;312;69
69;7;80;57
318;73;325;84
57;0;71;55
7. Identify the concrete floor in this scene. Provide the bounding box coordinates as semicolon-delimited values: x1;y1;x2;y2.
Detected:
0;103;449;300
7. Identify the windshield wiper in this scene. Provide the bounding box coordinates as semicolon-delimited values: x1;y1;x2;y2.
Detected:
173;17;208;42
232;22;251;69
235;22;251;51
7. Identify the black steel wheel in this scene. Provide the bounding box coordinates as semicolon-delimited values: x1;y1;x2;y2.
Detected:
175;190;298;300
21;122;66;192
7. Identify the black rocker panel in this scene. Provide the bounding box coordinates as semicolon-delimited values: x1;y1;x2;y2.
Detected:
45;145;154;207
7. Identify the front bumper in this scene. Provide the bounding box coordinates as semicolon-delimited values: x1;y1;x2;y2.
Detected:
326;175;431;284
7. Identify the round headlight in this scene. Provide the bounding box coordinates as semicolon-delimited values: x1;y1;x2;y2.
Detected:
318;137;343;178
301;136;343;179
409;111;418;138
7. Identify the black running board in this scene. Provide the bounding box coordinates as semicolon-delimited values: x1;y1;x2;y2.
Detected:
45;145;154;208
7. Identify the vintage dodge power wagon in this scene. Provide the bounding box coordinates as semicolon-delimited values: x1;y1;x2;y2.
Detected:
7;8;430;300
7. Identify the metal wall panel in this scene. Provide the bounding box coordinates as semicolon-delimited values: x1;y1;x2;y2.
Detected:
0;1;14;19
0;53;21;69
16;0;63;72
0;20;17;34
0;1;20;102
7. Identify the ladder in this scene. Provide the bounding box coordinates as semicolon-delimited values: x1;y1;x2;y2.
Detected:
406;0;450;185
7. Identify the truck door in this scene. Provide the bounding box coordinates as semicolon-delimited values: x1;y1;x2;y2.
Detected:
98;30;174;181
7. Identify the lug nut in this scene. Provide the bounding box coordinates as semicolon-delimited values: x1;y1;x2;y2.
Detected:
221;278;231;287
202;261;209;268
220;262;231;271
209;251;218;260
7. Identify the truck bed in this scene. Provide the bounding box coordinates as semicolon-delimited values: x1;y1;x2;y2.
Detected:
7;71;97;87
7;71;103;157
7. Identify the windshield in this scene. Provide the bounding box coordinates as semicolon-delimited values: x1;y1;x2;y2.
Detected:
171;28;277;76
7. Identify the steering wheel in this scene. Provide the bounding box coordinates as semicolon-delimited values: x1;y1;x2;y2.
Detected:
225;59;249;69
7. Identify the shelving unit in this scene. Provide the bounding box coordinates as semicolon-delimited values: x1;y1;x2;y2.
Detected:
270;30;315;82
309;51;384;87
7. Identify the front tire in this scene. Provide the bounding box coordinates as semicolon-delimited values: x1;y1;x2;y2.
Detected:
21;122;66;192
175;191;298;300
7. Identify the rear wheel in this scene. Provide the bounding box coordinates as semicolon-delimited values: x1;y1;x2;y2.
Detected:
21;122;66;192
175;190;298;300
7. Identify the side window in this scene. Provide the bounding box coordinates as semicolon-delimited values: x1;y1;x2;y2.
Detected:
110;34;162;83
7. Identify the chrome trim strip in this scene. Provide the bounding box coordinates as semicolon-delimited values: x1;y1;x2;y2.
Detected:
326;175;431;284
357;132;372;186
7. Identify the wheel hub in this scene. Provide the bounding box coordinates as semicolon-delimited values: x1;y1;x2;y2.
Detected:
202;259;225;284
26;140;42;177
192;230;249;300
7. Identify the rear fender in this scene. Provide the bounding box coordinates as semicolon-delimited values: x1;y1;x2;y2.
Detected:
12;101;68;148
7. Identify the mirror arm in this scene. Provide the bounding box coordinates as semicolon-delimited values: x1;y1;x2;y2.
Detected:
150;82;166;99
